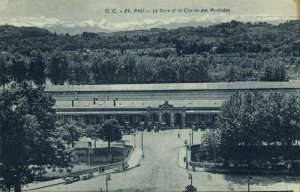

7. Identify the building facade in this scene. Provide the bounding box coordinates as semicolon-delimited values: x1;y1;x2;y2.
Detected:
45;81;300;128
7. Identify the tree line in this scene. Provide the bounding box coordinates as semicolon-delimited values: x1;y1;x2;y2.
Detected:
1;20;300;86
200;91;300;169
0;48;291;86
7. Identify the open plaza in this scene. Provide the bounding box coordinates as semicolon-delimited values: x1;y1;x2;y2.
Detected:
24;129;300;192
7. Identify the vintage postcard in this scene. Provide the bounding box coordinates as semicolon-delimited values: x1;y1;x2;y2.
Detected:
0;0;300;192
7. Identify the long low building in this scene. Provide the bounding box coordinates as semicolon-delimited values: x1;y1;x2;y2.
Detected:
45;81;300;128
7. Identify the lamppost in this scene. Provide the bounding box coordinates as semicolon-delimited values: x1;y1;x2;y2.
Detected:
88;141;92;166
213;129;217;166
106;174;111;192
185;140;188;170
88;147;90;166
141;130;144;151
133;133;136;149
247;171;253;192
191;125;194;145
188;173;193;185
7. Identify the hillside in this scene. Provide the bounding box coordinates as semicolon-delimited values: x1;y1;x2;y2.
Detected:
0;20;299;85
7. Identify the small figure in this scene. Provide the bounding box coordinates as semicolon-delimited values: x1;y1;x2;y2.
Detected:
178;133;180;138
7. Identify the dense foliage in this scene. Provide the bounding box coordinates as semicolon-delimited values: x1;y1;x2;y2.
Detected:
1;20;299;86
99;119;122;148
200;91;300;168
0;82;73;192
55;122;83;147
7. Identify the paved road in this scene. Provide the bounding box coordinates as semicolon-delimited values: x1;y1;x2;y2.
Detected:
35;129;300;192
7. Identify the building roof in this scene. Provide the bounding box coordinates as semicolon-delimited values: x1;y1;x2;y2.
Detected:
45;81;300;92
53;99;224;109
56;111;148;115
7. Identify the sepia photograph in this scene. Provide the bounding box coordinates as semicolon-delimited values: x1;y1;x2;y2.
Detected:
0;0;300;191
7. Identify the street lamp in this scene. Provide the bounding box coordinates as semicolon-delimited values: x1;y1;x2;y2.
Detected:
106;174;111;192
133;133;136;149
188;173;193;185
213;129;217;166
185;140;188;170
141;130;144;151
88;147;90;166
88;141;92;166
247;171;253;192
191;125;194;145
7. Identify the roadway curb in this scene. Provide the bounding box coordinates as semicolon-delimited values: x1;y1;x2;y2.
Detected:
177;146;188;170
138;150;144;165
127;149;144;170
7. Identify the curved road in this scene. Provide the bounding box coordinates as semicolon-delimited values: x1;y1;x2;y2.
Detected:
37;129;300;191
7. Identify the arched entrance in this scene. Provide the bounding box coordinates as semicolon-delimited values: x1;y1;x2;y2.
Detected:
174;113;183;127
162;113;171;126
149;113;159;122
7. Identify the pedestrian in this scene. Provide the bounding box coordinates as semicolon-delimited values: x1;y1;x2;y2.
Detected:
178;133;180;138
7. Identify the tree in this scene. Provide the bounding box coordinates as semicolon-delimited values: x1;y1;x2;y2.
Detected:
226;65;237;82
90;52;117;84
278;94;300;147
85;125;100;148
68;53;91;85
0;54;10;87
28;51;46;85
47;50;69;85
99;119;122;148
135;56;156;83
262;64;273;81
10;54;27;83
98;119;122;161
56;123;83;147
116;53;136;84
200;129;221;161
204;91;300;165
273;64;286;81
0;81;73;192
261;64;287;81
153;59;177;83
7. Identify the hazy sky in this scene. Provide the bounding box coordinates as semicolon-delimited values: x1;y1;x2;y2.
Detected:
0;0;297;31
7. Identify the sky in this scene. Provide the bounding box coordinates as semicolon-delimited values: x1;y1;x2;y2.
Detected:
0;0;297;32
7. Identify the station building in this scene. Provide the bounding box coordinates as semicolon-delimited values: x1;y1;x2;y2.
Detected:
45;81;300;128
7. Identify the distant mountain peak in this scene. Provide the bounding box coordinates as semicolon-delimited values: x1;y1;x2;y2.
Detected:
0;15;295;34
